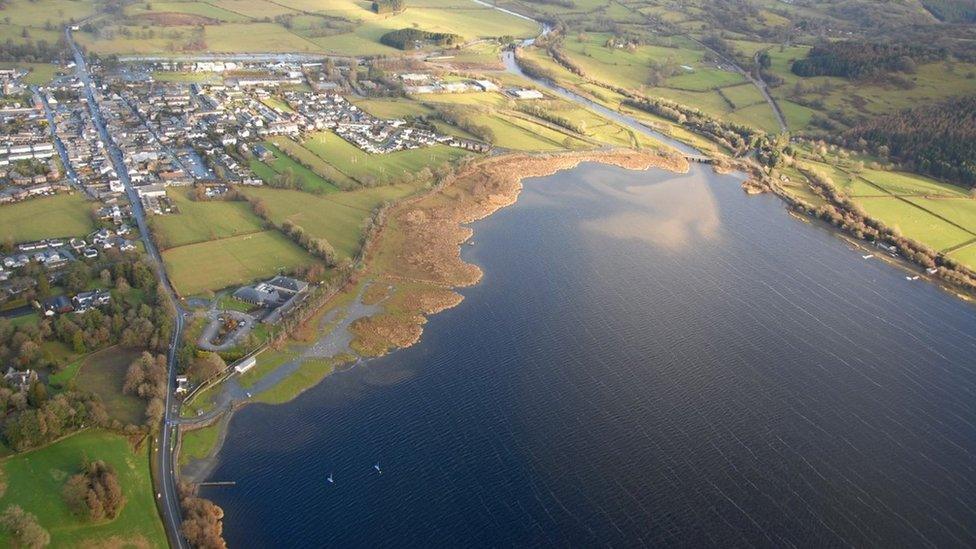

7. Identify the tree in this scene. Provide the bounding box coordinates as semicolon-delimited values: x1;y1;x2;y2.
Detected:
179;483;226;549
62;460;125;521
189;353;225;384
0;505;49;548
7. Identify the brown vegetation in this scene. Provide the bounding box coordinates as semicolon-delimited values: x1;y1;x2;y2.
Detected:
62;460;125;522
349;150;687;355
178;482;226;549
0;505;49;548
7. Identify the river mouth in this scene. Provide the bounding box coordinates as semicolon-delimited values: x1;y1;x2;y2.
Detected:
204;163;976;547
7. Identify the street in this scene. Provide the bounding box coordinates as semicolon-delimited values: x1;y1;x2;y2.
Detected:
67;28;189;549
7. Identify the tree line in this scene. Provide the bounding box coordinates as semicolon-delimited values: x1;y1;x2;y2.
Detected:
844;94;976;187
379;28;461;50
791;40;946;79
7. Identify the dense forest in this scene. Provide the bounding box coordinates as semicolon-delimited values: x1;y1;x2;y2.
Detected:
791;41;946;79
379;28;461;50
845;95;976;187
920;0;976;22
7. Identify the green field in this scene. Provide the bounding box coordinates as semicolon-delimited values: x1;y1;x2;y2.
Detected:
178;422;222;467
855;197;974;251
0;430;166;548
78;0;537;55
303;131;468;183
1;63;60;85
238;347;299;389
243;183;422;260
0;194;94;243
162;230;317;295
74;347;147;426
152;190;266;248
254;355;352;405
265;137;352;190
351;98;434;119
131;1;251;22
256;141;342;193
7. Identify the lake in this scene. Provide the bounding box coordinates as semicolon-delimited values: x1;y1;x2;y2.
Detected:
204;163;976;547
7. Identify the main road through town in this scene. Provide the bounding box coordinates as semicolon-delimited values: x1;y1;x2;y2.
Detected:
66;29;189;549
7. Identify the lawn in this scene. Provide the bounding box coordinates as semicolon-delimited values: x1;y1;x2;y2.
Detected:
350;97;433;119
75;347;147;426
238;347;299;388
151;190;266;248
265;137;352;190
162;230;317;296
242;183;422;260
0;430;166;548
261;97;294;113
260;141;342;193
254;354;353;405
178;422;222;467
303;131;468;182
152;71;222;83
0;194;94;243
2;62;60;85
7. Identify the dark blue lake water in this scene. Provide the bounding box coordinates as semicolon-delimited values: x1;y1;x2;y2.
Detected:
204;164;976;547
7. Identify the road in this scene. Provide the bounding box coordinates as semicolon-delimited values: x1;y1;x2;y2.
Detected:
32;86;96;199
66;29;189;549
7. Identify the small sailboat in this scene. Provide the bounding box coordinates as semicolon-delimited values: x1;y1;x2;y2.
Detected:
373;463;382;474
327;473;334;484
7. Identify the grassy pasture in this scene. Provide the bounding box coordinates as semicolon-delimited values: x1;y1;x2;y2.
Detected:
135;1;251;21
1;63;60;85
948;243;976;270
179;422;222;466
666;68;745;91
852;197;973;251
205;23;321;52
242;184;422;260
350;97;434;119
210;0;296;18
0;0;95;26
151;190;265;248
75;347;146;426
727;103;781;133
265;137;352;190
260;141;341;192
903;198;976;234
719;83;765;108
151;71;221;83
0;194;94;243
162;230;316;295
303;131;467;182
859;169;969;198
0;431;166;548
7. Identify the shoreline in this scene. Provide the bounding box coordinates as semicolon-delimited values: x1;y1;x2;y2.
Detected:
178;149;687;479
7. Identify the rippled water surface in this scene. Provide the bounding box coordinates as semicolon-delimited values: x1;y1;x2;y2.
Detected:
205;164;976;547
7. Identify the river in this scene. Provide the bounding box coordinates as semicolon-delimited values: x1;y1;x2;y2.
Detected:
204;163;976;547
